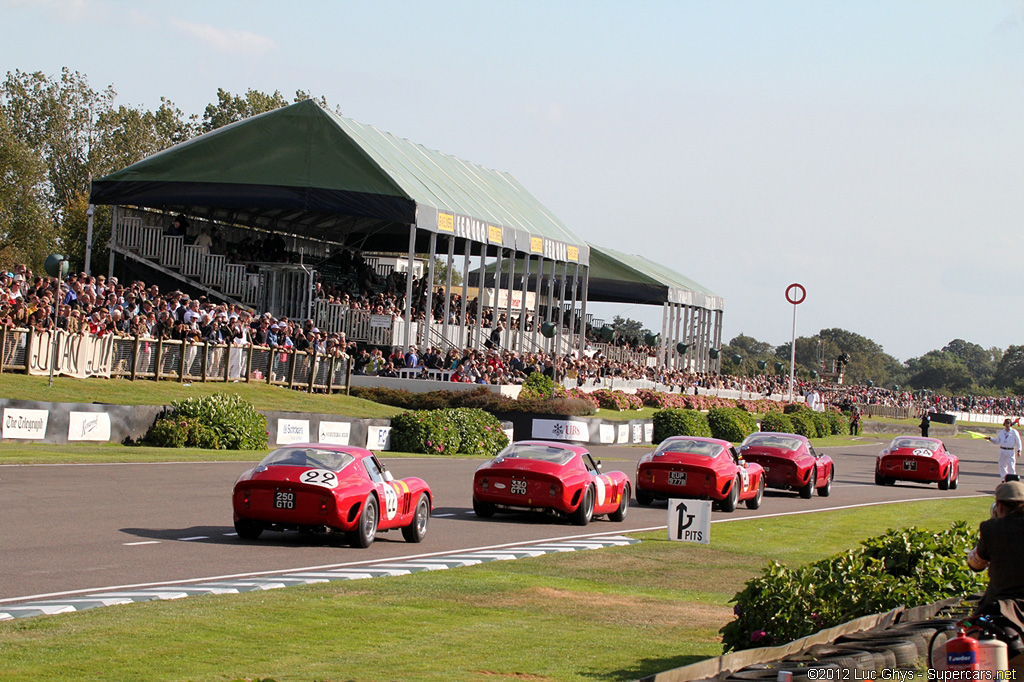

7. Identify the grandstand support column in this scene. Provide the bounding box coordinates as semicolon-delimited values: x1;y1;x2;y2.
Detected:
659;302;669;368
423;231;437;350
442;235;455;350
532;255;545;351
460;239;471;348
503;249;516;350
699;307;710;373
694;306;704;373
493;245;503;344
676;304;686;371
714;309;724;374
682;305;693;372
545;257;557;355
403;224;416;353
577;264;589;356
667;303;676;370
555;260;568;357
568;261;580;355
518;253;531;354
108;205;119;280
474;243;487;352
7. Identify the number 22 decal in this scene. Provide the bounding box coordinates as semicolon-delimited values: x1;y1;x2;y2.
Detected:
300;469;339;489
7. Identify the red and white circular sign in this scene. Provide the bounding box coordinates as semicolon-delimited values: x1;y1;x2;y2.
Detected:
785;283;806;305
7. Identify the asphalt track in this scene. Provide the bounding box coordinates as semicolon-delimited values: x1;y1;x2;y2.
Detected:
0;434;1003;607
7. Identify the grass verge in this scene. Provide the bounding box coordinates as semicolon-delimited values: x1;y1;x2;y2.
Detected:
0;496;990;682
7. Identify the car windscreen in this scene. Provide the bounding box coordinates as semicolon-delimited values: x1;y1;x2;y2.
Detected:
656;439;723;458
259;447;355;472
496;444;575;465
890;439;940;452
742;434;803;451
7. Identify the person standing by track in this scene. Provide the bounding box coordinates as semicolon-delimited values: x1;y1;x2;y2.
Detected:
988;418;1022;481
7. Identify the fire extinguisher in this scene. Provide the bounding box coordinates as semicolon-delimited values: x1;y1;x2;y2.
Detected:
946;627;980;671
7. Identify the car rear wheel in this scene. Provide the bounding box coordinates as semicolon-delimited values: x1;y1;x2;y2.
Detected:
938;466;951;491
402;493;430;543
746;476;764;510
950;466;959;490
570;485;594;526
609;484;630;522
819;467;834;497
720;477;739;512
635;486;654;506
799;469;816;499
234;519;262;540
351;495;378;548
473;496;495;518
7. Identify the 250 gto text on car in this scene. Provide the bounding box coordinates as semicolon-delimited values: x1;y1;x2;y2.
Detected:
738;432;834;499
472;440;630;526
875;436;960;490
635;436;765;512
232;445;432;548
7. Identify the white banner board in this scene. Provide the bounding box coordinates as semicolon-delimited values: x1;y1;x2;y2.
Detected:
276;419;310;445
531;419;590;442
3;408;49;439
667;498;712;544
317;421;351;445
366;426;391;450
68;412;111;441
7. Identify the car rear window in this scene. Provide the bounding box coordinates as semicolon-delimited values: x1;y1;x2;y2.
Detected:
259;447;355;472
890;439;940;452
655;439;723;458
742;434;803;451
496;444;575;465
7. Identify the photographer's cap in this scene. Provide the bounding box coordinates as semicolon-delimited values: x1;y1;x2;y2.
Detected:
995;481;1024;503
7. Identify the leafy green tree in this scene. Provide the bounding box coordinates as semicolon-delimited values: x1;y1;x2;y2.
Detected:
994;345;1024;391
610;315;649;343
0;107;54;269
942;339;998;387
904;351;973;392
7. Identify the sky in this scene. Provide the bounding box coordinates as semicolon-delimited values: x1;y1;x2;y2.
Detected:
4;0;1024;362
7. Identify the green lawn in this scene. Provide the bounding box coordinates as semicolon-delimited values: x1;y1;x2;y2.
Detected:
0;497;991;682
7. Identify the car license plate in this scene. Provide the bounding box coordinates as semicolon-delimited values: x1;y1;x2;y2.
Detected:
903;460;917;471
510;480;527;495
668;471;687;485
274;491;296;509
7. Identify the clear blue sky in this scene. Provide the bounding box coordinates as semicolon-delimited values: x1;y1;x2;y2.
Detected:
4;0;1024;362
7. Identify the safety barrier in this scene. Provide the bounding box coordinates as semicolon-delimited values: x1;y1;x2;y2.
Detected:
0;327;352;394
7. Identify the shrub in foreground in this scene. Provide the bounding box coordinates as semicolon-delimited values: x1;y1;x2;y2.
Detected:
707;407;758;443
652;408;712;442
390;408;508;456
145;393;267;450
720;521;986;651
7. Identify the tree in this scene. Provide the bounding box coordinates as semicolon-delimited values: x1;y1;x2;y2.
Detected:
610;315;650;343
904;351;974;392
994;345;1024;391
429;257;464;288
941;339;998;387
0;107;55;269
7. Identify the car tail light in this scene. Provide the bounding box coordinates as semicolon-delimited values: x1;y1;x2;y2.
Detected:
242;490;251;508
319;496;329;515
549;485;557;496
481;477;489;490
705;475;711;486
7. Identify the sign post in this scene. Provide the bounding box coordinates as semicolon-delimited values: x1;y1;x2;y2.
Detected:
785;283;806;403
667;498;711;544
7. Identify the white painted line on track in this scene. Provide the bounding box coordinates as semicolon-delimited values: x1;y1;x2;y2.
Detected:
178;536;209;541
123;541;160;546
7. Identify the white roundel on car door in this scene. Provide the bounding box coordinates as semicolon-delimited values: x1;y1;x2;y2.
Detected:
382;482;399;520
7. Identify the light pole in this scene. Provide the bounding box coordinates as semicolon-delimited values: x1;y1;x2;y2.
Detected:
785;283;806;403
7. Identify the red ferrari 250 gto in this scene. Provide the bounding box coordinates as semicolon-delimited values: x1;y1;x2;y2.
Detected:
738;432;834;499
635;436;765;512
875;436;959;489
472;440;631;526
232;444;432;547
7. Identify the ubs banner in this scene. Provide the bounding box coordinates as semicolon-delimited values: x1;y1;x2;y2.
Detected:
28;330;115;379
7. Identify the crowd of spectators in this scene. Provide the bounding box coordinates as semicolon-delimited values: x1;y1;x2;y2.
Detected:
4;261;1024;418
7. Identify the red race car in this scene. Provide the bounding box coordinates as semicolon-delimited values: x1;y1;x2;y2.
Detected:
472;440;631;526
232;444;432;547
635;436;765;511
738;432;835;498
875;436;960;489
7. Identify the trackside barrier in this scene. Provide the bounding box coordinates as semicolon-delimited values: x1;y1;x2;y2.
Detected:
0;327;352;394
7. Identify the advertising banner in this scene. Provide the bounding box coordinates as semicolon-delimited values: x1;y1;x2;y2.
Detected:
3;408;48;439
68;412;111;441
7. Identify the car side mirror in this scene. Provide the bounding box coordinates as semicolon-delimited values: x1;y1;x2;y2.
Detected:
383;471;395;482
597;460;603;471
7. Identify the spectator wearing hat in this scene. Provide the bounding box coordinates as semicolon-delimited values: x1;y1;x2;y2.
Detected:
968;481;1024;664
988;419;1022;481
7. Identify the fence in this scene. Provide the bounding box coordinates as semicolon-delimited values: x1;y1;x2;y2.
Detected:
1;327;352;394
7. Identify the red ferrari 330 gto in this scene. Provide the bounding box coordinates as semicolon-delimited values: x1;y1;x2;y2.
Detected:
472;440;631;526
875;436;960;489
232;444;432;547
738;432;834;498
635;436;765;512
